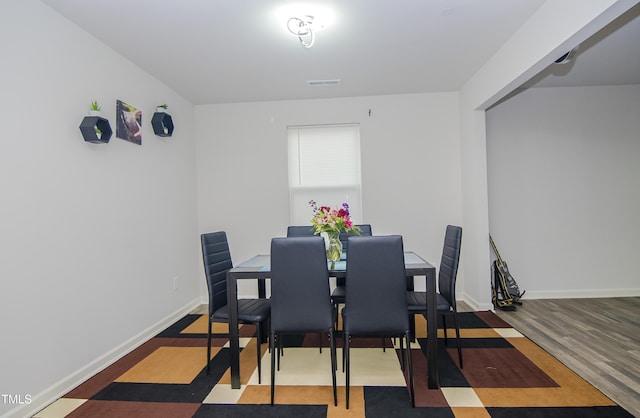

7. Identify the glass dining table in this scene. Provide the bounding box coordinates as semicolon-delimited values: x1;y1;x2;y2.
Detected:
225;251;439;389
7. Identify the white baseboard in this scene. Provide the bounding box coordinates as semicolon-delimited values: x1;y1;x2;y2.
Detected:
458;288;640;313
5;298;201;418
460;293;494;312
520;288;640;299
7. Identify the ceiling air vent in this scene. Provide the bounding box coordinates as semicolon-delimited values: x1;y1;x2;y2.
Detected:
307;79;341;87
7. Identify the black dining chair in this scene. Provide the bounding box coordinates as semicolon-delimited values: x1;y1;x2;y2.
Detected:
269;236;338;406
286;225;326;352
342;235;415;409
286;225;316;238
201;231;271;383
331;224;372;328
407;225;463;368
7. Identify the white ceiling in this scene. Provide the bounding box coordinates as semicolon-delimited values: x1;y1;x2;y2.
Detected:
41;0;640;105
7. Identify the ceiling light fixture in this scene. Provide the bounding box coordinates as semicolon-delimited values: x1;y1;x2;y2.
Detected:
276;4;334;49
287;15;316;48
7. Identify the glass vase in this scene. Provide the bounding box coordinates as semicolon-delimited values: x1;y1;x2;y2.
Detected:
322;231;343;263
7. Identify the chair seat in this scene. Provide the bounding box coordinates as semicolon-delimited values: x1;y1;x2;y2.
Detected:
212;298;270;323
406;291;450;312
331;285;346;303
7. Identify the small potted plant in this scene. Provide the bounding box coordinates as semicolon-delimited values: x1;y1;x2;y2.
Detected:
151;104;174;137
90;100;101;116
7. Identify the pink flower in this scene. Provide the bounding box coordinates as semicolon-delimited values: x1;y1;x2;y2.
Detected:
309;201;361;236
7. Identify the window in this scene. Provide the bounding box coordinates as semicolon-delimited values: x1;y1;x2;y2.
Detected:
288;124;362;225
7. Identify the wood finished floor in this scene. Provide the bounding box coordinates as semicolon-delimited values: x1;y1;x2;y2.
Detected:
492;297;640;417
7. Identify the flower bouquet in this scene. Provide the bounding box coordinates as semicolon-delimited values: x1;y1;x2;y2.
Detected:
309;200;361;262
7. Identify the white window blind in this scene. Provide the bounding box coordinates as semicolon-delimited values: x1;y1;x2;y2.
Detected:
288;124;362;225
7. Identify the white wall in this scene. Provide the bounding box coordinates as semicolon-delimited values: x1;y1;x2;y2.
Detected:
195;93;463;297
486;85;640;298
458;0;636;309
0;2;199;417
2;0;636;416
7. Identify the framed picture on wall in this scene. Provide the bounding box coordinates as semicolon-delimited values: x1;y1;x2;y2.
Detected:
116;100;142;145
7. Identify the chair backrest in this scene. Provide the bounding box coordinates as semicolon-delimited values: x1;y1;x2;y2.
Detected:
438;225;462;309
339;224;372;251
201;231;233;315
344;235;409;335
270;236;334;333
286;225;316;237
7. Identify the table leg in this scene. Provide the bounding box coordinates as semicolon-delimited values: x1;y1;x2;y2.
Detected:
256;279;269;343
426;269;439;389
407;276;416;341
227;272;241;389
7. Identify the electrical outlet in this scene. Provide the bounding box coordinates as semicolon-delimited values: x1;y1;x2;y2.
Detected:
173;276;179;291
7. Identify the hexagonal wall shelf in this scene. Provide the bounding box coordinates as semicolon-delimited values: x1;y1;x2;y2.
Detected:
79;116;112;144
151;112;174;137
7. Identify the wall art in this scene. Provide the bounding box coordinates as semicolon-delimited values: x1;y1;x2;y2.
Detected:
116;100;142;145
